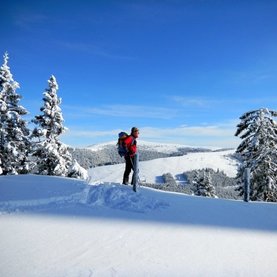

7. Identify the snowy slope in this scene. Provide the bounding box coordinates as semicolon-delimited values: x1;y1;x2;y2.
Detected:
89;149;238;184
1;175;277;276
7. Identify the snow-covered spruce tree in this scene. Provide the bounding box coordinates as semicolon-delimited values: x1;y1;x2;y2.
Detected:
192;169;216;197
235;108;277;202
0;52;30;175
31;75;87;179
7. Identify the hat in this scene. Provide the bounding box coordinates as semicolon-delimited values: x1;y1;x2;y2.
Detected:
131;127;139;133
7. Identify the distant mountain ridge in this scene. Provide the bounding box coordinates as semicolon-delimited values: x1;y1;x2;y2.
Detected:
70;140;234;169
87;140;219;153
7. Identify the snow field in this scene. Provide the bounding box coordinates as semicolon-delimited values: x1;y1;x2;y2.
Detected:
1;213;276;277
89;149;238;184
1;167;277;276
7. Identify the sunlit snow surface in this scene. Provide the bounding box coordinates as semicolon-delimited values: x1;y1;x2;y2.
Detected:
89;149;238;184
1;173;277;276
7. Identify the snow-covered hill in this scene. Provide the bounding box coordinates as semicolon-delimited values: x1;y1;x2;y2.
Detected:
1;175;277;276
71;140;221;169
89;149;238;184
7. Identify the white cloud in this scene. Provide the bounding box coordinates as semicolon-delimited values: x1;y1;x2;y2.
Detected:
63;129;122;138
62;121;241;148
171;96;222;108
63;104;178;119
15;14;48;30
58;41;136;60
138;122;240;148
170;95;277;109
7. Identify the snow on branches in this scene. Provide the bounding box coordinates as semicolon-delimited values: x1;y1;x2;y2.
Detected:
31;75;87;179
192;169;217;198
0;52;30;175
235;108;277;202
0;52;87;179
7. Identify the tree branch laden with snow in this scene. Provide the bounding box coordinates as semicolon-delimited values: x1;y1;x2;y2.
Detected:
235;108;277;202
0;52;30;175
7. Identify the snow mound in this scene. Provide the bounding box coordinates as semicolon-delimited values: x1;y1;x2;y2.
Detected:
0;175;168;214
87;183;169;213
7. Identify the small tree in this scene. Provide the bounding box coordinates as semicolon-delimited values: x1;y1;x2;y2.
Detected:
0;52;30;175
235;108;277;201
193;169;216;198
31;75;87;178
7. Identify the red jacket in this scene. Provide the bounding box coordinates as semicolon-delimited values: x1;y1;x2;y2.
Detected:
124;135;137;157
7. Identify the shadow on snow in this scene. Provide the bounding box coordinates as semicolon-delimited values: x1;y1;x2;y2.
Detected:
1;175;277;233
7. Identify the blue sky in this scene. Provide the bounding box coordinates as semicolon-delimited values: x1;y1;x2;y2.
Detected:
2;0;277;148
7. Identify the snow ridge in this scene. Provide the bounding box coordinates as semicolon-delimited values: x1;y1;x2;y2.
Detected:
0;176;169;214
87;183;169;213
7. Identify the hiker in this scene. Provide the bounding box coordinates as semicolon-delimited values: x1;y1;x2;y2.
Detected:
122;127;139;185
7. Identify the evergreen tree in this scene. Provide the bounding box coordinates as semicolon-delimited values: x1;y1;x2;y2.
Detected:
192;170;200;188
235;108;277;202
193;169;216;197
31;75;87;178
0;52;30;175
